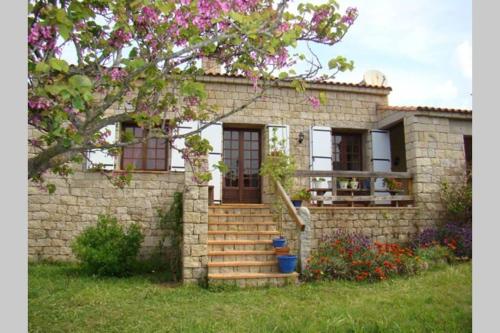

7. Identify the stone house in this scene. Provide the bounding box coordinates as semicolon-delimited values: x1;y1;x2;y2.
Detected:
28;66;472;286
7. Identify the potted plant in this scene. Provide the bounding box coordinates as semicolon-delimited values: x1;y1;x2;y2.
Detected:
338;177;349;190
383;178;403;191
291;188;311;207
272;236;287;248
277;254;298;273
311;177;327;189
349;177;359;190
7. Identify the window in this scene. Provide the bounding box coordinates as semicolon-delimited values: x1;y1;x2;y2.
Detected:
121;124;167;171
332;132;362;171
464;135;472;173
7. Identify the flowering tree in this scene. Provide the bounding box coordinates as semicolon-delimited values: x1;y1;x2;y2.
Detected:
28;0;358;191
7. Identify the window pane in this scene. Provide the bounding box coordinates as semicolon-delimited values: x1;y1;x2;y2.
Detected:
146;159;155;169
156;159;165;170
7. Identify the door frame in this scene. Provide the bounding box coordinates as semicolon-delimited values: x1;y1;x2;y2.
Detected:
222;126;263;203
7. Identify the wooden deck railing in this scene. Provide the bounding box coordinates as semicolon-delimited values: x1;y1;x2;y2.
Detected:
294;170;414;207
274;179;305;231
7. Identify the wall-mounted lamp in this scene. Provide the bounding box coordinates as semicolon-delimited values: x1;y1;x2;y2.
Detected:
298;132;305;144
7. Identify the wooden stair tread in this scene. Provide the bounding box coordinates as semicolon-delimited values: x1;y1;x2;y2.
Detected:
209;204;270;209
208;261;277;267
209;250;275;256
208;230;279;235
208;240;272;245
209;272;298;279
208;221;275;225
208;213;274;217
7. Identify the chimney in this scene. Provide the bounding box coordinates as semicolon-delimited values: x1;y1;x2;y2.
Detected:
201;56;220;75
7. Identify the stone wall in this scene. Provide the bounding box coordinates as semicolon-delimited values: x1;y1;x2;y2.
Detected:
28;170;185;261
280;206;430;257
404;113;469;222
181;158;209;284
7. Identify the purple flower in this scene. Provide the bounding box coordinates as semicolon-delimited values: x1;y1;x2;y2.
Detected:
28;23;58;53
341;7;358;25
109;28;132;48
308;96;320;109
108;68;128;81
28;98;52;110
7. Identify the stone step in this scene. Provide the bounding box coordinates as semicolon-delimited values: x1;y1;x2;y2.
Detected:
208;260;278;267
208;205;272;216
208;231;280;241
208;214;275;223
208;272;299;288
208;261;279;274
209;254;277;262
208;222;277;232
209;204;270;209
208;239;273;251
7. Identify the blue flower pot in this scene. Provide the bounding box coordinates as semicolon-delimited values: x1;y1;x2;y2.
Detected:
277;255;298;273
291;200;302;207
272;237;287;248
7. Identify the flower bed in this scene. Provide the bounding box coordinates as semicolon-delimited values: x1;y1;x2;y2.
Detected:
303;230;449;283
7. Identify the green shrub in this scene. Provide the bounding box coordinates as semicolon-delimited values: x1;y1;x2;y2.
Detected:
441;178;472;225
71;214;144;276
416;244;455;268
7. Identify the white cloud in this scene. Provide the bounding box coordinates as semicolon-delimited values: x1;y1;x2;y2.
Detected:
456;40;472;79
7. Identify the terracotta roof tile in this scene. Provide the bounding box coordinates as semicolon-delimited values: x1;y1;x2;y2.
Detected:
201;72;392;90
377;105;472;114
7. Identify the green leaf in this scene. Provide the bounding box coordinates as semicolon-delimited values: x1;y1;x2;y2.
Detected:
72;95;85;110
180;81;207;99
35;62;50;73
47;183;56;194
319;92;327;105
128;48;138;59
68;75;92;90
49;58;69;73
278;72;289;80
58;24;71;40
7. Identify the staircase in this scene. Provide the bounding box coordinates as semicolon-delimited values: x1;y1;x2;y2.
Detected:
207;204;299;287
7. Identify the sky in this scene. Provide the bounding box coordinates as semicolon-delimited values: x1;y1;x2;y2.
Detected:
294;0;472;109
60;0;472;109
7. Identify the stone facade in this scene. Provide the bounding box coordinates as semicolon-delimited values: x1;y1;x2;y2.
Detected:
198;75;390;203
27;74;472;286
182;158;209;284
28;170;184;261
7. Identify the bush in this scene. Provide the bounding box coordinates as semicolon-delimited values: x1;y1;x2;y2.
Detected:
441;179;472;225
412;224;471;259
439;223;472;258
303;231;425;283
415;244;455;268
71;214;144;276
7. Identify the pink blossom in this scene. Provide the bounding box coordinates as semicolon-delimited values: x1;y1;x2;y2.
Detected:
341;7;358;25
137;6;160;25
28;98;52;110
184;96;200;107
308;96;321;109
311;8;329;25
180;0;191;5
109;28;132;48
108;68;128;81
28;23;58;53
216;0;231;13
277;22;290;33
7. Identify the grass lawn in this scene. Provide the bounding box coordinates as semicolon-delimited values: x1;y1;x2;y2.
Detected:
29;262;471;333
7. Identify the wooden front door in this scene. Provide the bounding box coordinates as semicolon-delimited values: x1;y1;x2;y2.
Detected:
222;128;261;203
